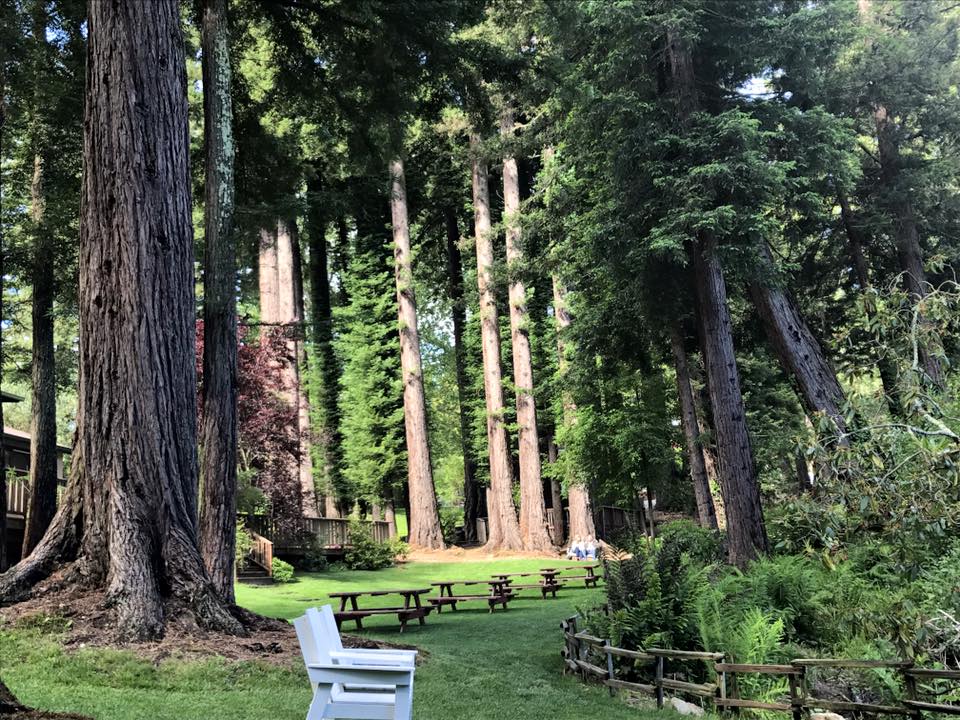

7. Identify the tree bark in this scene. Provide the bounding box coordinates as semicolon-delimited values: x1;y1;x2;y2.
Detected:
444;207;480;543
667;27;766;566
390;158;444;549
748;243;848;437
0;59;6;573
501;111;552;552
198;0;238;603
546;435;565;544
551;276;596;541
23;152;59;557
306;178;344;519
471;135;523;552
669;324;718;530
277;218;317;518
0;0;243;640
258;226;280;324
694;237;768;566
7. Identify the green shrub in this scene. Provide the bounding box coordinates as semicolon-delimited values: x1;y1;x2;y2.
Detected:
272;558;295;583
438;506;463;545
235;522;253;571
299;537;330;572
344;520;406;570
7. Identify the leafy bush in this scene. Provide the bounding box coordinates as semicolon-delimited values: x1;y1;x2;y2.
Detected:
438;505;463;545
235;522;253;571
344;520;407;570
272;558;295;583
298;537;330;572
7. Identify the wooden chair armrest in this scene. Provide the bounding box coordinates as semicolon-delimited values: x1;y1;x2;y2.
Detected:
330;650;416;665
306;664;414;685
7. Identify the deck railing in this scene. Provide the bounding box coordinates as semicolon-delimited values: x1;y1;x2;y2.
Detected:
248;531;274;576
5;475;28;516
241;514;392;552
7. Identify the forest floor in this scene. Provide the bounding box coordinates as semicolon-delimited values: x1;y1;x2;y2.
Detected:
0;559;669;720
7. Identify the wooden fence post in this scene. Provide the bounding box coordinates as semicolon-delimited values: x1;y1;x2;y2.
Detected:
604;640;615;697
655;655;665;709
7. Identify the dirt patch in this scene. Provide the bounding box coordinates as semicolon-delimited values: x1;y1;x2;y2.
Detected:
0;583;418;667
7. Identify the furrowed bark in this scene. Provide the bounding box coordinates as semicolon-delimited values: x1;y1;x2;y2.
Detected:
669;324;718;530
198;0;238;603
501;110;553;552
471;135;523;552
546;435;565;545
23;151;58;556
748;243;848;438
306;178;345;518
551;276;596;541
390;158;444;549
1;0;243;639
444;207;480;543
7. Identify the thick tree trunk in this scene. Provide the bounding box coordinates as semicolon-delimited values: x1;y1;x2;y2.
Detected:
669;324;718;530
501;111;553;552
471;135;523;551
306;178;345;519
546;436;565;545
23;151;58;557
837;190;902;411
198;0;238;603
0;0;242;640
694;237;768;566
551;276;596;541
276;219;317;518
444;207;480;543
258;226;280;324
0;56;8;572
748;244;848;437
390;158;444;549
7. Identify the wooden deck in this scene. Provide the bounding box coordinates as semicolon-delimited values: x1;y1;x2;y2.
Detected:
241;514;392;554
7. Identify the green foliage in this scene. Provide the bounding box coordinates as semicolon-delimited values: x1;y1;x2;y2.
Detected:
235;522;253;572
438;505;463;545
343;521;408;571
271;558;295;584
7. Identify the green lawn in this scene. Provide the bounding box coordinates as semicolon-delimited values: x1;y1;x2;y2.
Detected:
1;559;667;719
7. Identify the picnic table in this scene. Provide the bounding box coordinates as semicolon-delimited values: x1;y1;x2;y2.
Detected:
428;578;514;613
328;588;432;632
540;563;602;588
491;571;563;599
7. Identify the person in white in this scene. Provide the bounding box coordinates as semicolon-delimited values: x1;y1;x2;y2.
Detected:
583;536;597;560
566;536;583;560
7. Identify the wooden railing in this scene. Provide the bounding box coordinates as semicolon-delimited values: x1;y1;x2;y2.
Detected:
240;514;391;552
5;475;28;516
561;614;960;717
248;531;273;576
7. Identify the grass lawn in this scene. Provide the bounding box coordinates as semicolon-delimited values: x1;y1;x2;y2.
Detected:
0;559;668;719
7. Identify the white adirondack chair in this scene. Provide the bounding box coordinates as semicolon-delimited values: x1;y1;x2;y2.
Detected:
294;605;417;719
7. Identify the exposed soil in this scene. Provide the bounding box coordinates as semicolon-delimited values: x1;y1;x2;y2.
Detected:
405;545;562;562
0;580;417;667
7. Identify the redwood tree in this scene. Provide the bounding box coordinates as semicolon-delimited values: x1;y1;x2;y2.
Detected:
501;110;553;551
0;0;242;640
198;0;238;603
471;134;522;551
390;157;444;549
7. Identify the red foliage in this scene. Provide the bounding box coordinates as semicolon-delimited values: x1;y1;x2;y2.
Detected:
196;321;301;524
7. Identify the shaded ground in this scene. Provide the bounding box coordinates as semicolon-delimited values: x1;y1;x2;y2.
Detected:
0;680;91;720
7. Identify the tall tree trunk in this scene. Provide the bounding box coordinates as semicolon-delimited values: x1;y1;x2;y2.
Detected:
390;158;444;549
858;0;944;389
198;0;237;603
837;189;902;411
501;111;552;552
306;178;344;519
471;134;523;551
748;243;848;437
0;0;243;639
444;207;480;543
258;226;280;324
668;27;767;566
669;324;718;530
275;219;318;518
693;237;769;566
0;71;6;573
551;276;596;541
546;435;565;545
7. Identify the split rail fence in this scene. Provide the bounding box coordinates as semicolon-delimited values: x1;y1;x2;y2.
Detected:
561;615;960;718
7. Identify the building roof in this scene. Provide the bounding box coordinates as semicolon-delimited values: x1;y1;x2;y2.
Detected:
1;391;24;403
3;426;71;454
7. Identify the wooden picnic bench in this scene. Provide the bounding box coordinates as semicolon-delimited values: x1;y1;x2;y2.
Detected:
329;588;433;632
428;579;514;613
492;572;564;599
540;564;602;588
